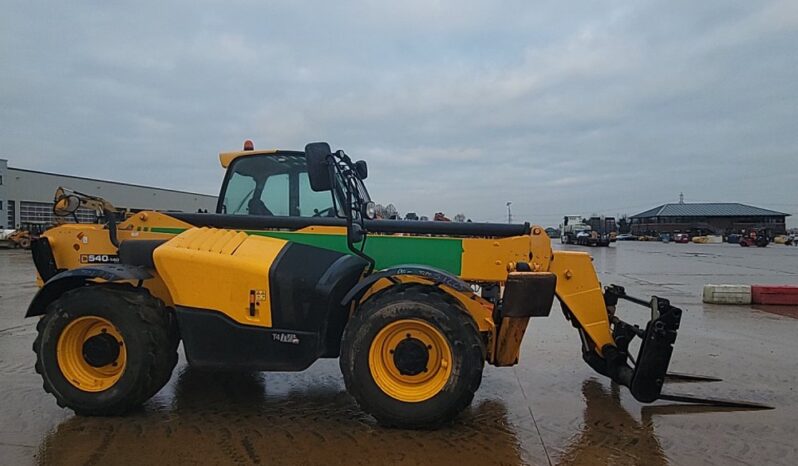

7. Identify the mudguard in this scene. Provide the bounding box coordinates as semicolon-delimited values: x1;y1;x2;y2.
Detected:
25;264;152;317
341;264;473;306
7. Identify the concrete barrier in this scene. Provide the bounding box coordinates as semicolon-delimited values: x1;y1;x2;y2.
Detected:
751;285;798;305
703;284;752;304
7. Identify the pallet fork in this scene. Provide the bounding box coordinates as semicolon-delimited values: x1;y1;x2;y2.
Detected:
585;285;771;411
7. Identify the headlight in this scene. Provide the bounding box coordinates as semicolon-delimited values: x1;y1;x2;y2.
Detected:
363;201;376;219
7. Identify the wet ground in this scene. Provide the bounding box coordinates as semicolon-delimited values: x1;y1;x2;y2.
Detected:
1;242;797;465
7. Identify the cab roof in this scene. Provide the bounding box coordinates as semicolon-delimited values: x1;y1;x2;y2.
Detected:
219;149;280;168
219;140;310;168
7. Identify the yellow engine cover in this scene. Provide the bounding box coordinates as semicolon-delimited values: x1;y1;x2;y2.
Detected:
153;227;287;328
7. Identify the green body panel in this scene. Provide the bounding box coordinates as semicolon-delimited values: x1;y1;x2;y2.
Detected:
150;227;463;274
150;227;184;235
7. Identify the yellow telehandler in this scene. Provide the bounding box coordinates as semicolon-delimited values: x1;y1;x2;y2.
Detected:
25;141;766;428
0;229;33;249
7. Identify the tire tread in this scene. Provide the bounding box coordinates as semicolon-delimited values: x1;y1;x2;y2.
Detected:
33;285;179;416
340;283;485;428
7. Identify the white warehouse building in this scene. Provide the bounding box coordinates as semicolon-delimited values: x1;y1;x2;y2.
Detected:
0;158;217;229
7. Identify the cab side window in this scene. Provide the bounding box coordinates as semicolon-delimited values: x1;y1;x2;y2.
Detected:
223;172;256;215
260;174;289;216
298;173;335;217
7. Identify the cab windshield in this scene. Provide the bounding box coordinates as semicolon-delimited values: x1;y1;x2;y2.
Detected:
220;153;343;217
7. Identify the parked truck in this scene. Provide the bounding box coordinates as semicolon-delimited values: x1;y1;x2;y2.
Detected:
560;215;590;245
561;216;612;247
586;216;614;247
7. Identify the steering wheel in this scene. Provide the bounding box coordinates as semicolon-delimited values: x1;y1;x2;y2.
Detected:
312;207;336;217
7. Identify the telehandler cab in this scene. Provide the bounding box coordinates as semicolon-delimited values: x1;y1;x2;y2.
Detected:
26;141;767;428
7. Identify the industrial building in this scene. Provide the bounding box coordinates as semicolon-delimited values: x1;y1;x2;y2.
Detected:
630;202;789;236
0;159;217;229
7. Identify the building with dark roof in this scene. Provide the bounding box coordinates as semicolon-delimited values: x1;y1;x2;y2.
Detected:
630;202;789;236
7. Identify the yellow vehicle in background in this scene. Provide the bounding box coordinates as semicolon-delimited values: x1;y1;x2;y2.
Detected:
0;226;41;249
25;141;766;427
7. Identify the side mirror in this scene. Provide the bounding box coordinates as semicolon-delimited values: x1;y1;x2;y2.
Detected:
54;194;81;216
354;160;368;180
305;142;333;192
349;222;365;243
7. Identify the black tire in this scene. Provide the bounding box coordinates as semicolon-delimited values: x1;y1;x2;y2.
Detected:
340;284;485;429
124;288;180;400
33;285;178;416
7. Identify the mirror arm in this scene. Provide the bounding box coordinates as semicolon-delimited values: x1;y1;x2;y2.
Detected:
342;172;375;275
326;155;340;218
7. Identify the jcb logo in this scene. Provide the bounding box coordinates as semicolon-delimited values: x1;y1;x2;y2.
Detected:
80;254;120;264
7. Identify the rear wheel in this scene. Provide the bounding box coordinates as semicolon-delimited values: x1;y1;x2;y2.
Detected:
34;286;178;416
340;284;484;428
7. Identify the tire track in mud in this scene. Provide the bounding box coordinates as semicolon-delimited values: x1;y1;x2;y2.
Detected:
0;323;32;337
83;425;116;466
217;427;249;465
240;435;261;465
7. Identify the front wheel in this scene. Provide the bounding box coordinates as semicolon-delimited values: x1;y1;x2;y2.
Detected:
340;284;484;428
34;286;178;416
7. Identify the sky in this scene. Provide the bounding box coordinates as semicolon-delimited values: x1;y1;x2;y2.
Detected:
2;0;797;227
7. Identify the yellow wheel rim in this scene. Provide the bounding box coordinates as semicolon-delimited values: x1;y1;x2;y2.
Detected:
56;316;126;392
368;319;452;403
